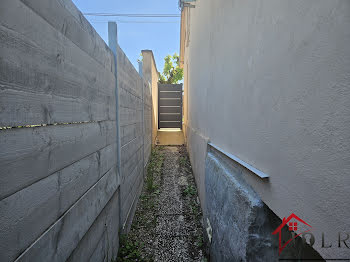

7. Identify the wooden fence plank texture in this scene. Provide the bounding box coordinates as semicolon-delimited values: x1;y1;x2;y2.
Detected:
0;0;116;126
0;0;153;260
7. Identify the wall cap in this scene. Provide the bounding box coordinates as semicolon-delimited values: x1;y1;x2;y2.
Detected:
208;142;269;179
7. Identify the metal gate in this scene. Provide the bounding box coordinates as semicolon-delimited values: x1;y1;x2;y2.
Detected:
158;84;183;129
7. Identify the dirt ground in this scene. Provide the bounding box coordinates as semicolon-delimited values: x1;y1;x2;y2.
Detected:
117;146;207;262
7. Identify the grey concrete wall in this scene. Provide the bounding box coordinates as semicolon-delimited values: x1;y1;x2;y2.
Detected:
182;0;350;259
117;45;149;229
0;0;152;261
140;51;153;161
143;80;152;164
117;46;152;231
205;145;324;261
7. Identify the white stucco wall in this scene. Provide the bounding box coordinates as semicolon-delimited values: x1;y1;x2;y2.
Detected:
183;0;350;258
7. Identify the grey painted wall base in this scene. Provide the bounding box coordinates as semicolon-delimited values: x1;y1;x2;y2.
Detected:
205;145;324;262
184;124;209;216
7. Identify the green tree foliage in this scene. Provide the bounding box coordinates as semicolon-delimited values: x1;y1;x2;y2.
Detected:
159;53;183;84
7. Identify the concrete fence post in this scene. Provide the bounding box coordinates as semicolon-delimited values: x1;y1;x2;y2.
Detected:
139;61;145;178
108;21;122;229
138;61;143;78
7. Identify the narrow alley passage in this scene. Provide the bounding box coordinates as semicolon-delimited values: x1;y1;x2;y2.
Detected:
117;146;207;262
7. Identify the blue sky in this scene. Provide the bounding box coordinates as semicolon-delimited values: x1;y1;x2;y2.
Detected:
72;0;181;73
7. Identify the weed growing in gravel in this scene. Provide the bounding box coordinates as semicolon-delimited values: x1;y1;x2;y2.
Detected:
196;235;204;248
179;156;187;167
116;147;164;262
178;146;208;260
184;185;197;196
146;148;164;192
190;200;201;220
115;235;144;262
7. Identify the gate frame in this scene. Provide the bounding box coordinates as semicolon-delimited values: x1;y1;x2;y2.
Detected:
158;83;183;129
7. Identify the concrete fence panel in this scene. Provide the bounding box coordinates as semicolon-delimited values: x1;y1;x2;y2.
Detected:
0;0;153;261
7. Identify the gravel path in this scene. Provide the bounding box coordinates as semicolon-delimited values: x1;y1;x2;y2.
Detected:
117;146;206;262
154;146;204;261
